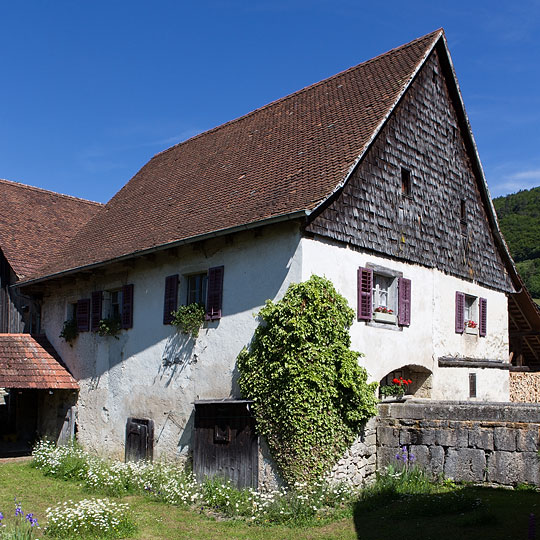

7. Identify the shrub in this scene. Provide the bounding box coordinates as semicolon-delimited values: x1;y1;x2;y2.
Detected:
237;275;379;485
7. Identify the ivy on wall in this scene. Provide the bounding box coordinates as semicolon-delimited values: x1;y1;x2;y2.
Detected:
237;275;378;485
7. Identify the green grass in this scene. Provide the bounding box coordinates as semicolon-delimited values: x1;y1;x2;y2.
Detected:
2;460;540;539
0;461;355;539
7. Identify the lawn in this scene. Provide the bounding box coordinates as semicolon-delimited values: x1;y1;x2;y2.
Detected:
1;460;539;540
0;460;355;539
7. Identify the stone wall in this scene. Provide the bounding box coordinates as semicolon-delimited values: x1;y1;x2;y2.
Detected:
509;371;540;403
377;401;540;486
329;418;377;486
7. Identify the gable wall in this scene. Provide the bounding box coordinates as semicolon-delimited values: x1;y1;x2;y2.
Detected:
301;237;509;401
306;48;511;293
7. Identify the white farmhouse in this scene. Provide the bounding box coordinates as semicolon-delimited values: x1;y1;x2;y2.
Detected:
4;29;538;484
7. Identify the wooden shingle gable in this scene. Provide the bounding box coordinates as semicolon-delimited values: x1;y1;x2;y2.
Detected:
305;44;513;293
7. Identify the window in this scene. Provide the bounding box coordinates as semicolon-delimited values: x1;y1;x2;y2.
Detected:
469;373;477;398
460;199;467;235
187;273;208;306
455;292;486;336
89;284;134;332
401;167;411;196
358;266;411;326
163;266;224;325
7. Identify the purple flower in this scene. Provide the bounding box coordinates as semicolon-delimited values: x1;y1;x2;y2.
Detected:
15;504;23;517
0;511;4;521
25;513;38;527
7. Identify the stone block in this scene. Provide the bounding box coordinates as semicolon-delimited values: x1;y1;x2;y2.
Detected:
516;428;539;452
429;446;445;478
409;444;429;469
436;429;457;447
377;426;399;446
444;448;486;482
377;445;400;469
415;428;437;445
493;427;516;451
487;451;539;486
469;427;494;450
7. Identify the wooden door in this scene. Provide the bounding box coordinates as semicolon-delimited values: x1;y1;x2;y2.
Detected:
193;401;258;488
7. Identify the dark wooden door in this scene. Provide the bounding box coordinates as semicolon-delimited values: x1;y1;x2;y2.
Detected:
125;418;154;462
193;401;258;488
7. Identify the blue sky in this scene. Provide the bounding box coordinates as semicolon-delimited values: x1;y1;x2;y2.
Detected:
0;1;538;203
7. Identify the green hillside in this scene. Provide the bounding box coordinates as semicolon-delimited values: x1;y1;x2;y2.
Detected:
493;186;540;299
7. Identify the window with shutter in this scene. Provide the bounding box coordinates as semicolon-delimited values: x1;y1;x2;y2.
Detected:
91;291;103;332
357;267;373;321
398;278;411;326
76;298;91;332
479;297;487;337
121;284;134;329
455;292;465;334
206;266;224;321
163;275;179;324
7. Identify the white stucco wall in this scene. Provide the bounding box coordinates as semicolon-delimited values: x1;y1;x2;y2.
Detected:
41;223;303;459
300;237;509;401
41;224;510;459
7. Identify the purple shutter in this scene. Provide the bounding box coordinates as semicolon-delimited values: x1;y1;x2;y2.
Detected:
76;298;91;332
455;291;465;334
357;267;373;321
163;275;179;324
206;266;224;321
479;297;487;337
398;277;411;326
121;284;134;329
91;291;103;331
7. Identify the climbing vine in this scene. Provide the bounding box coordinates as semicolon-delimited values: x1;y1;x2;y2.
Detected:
237;275;378;485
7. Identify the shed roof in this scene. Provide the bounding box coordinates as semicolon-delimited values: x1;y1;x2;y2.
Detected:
0;179;102;280
0;334;78;390
27;30;443;281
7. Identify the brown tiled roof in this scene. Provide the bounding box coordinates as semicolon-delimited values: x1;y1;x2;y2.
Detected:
0;334;78;390
28;30;442;281
0;179;102;280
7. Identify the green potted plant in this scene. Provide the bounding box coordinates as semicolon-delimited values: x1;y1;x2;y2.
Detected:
97;317;122;338
171;303;206;338
59;319;79;346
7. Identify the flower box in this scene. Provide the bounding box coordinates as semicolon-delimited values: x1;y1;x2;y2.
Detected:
465;326;478;335
373;311;397;324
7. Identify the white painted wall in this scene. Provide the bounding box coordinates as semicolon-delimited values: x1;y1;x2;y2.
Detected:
41;223;303;458
41;224;510;459
300;237;509;401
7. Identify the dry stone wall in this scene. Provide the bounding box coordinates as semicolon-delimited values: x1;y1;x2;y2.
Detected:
328;418;377;486
377;401;540;486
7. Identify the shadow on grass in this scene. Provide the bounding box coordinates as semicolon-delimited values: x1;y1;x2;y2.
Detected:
353;485;540;540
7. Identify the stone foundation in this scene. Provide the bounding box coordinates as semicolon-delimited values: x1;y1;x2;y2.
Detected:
328;417;377;486
377;401;540;486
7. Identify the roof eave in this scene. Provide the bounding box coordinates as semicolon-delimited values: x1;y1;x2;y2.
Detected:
16;209;310;288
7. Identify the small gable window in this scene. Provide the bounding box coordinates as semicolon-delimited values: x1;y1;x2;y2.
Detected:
358;265;411;327
401;167;411;196
460;199;467;235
